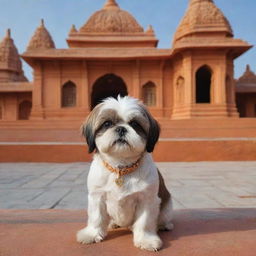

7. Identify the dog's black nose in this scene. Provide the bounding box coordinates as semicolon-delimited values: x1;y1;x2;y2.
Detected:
115;126;127;137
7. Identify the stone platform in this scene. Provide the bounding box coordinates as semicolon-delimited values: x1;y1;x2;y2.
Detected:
0;118;256;162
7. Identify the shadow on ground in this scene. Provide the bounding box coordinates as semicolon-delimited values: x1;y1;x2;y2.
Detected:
0;208;256;256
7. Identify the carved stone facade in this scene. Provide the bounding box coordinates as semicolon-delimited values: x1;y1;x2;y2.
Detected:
0;0;253;122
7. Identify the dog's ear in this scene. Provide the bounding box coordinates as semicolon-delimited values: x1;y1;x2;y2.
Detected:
146;115;160;153
139;104;160;153
81;105;101;153
81;122;96;153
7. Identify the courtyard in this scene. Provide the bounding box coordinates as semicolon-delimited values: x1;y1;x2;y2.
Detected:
0;161;256;256
0;161;255;210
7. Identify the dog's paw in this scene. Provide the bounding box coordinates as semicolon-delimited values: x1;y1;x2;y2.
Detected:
134;233;163;252
76;227;105;244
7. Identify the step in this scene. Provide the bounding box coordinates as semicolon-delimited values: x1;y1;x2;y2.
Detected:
0;138;256;162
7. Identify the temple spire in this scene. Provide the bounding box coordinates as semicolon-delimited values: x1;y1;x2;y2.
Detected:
26;19;55;51
0;28;27;81
103;0;119;9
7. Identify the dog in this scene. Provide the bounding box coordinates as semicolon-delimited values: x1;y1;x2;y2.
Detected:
77;96;173;251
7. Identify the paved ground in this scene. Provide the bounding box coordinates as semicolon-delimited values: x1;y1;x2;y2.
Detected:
0;162;256;210
1;209;256;256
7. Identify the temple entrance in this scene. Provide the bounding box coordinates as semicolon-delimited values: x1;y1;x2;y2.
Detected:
196;65;212;103
91;73;128;109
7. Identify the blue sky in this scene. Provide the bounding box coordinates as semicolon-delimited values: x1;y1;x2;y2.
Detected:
0;0;255;81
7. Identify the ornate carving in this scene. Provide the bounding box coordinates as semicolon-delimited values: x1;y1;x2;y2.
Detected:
0;29;20;68
79;0;143;33
174;0;233;42
27;19;55;51
0;29;27;81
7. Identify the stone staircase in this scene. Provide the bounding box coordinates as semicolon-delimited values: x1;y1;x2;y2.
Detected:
0;118;256;162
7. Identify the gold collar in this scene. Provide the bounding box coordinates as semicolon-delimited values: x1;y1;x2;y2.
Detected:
103;158;141;187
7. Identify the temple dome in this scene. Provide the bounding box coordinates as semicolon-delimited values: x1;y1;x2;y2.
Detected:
27;19;55;51
0;29;27;81
79;0;144;33
174;0;233;42
237;65;256;84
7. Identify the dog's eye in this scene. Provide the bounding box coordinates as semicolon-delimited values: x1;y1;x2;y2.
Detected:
102;120;113;129
129;120;141;129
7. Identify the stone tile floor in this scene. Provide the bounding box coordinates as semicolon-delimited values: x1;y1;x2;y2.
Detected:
0;162;255;209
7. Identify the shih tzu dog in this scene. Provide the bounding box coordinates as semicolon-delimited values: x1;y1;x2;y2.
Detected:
77;96;173;251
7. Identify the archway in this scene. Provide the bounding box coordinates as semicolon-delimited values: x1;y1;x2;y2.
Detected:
61;81;76;107
18;101;32;120
91;73;128;109
142;81;156;106
196;65;212;103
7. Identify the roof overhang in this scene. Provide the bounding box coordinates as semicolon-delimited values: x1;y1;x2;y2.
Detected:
67;33;159;48
172;37;253;58
0;82;33;93
22;48;173;67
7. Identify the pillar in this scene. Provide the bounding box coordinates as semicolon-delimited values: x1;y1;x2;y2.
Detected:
132;60;140;99
30;62;44;120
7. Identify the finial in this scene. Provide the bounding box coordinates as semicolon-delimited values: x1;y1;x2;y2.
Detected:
103;0;119;9
246;64;251;72
146;25;154;34
69;24;77;34
40;19;45;27
190;0;213;5
6;28;11;38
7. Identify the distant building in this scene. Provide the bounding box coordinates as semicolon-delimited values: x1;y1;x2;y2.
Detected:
236;65;256;117
0;0;253;121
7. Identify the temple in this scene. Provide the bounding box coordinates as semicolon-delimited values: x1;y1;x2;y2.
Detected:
0;0;256;162
0;0;254;121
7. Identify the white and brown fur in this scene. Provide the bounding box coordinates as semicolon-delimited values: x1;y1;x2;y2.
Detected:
77;96;173;251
